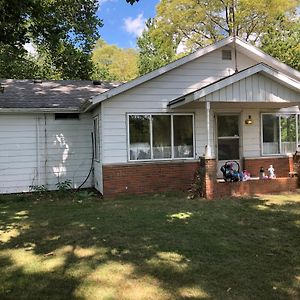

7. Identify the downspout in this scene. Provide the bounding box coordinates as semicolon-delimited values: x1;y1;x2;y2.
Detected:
44;114;48;188
36;115;40;185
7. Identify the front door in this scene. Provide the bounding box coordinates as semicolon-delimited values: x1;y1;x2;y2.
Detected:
216;115;241;178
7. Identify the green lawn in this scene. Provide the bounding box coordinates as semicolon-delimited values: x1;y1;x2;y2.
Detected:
0;191;299;300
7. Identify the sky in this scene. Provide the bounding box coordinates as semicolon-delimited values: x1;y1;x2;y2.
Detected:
97;0;160;49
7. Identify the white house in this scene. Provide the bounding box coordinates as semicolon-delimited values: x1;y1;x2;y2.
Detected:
1;37;300;197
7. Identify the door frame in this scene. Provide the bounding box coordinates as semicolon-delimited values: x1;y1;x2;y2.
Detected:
215;112;243;177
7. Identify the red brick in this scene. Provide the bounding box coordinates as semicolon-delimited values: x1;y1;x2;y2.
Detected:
243;157;292;177
102;161;200;198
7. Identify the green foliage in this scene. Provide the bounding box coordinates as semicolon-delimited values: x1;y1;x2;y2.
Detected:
0;192;300;299
29;185;48;193
92;39;138;81
137;0;299;74
56;179;73;192
188;167;205;199
0;0;101;79
0;45;39;79
137;19;176;75
260;16;300;71
76;190;96;201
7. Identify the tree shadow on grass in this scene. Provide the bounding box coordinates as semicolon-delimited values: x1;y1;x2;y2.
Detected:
0;192;299;299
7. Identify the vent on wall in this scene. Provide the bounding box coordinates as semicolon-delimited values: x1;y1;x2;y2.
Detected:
55;113;80;120
222;50;232;60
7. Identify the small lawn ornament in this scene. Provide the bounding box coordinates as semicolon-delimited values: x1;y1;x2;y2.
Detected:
259;166;265;179
268;165;276;178
242;169;251;181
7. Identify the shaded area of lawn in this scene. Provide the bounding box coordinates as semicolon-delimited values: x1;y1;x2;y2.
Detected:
0;191;300;300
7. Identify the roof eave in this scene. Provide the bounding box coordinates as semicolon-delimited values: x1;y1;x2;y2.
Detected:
0;107;81;113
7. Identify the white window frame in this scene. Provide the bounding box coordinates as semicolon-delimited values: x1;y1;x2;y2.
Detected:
93;116;100;162
127;113;195;162
261;112;298;156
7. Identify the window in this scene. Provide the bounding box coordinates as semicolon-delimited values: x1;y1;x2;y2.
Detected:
153;115;171;159
262;113;297;155
128;114;194;161
93;117;100;161
173;115;194;158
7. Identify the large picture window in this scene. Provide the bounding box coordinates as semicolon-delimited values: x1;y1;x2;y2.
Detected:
262;113;297;155
128;114;194;161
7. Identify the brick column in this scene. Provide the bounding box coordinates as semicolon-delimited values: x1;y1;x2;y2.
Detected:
200;157;217;199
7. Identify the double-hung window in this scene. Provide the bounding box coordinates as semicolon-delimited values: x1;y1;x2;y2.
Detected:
128;114;194;161
262;113;297;155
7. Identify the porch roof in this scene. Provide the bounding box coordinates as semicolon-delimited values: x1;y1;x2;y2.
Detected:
168;63;300;109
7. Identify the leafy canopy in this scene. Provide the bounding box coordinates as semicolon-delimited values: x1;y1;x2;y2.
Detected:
92;39;138;81
0;0;138;79
261;16;300;71
137;0;299;75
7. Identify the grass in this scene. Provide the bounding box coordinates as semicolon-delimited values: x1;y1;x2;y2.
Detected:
0;191;300;300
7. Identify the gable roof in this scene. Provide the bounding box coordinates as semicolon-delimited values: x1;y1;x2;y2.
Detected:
168;63;300;108
0;79;120;112
88;36;300;110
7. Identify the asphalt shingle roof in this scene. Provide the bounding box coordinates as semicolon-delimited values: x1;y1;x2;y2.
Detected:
0;79;119;110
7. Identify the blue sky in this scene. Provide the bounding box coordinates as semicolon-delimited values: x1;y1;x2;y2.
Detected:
97;0;160;49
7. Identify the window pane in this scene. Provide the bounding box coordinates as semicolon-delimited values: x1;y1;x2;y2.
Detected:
262;115;279;154
129;115;151;160
217;115;239;137
153;115;171;159
173;115;193;158
281;114;296;153
218;138;239;160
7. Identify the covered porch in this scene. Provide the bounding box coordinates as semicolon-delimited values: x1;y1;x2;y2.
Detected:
168;63;300;198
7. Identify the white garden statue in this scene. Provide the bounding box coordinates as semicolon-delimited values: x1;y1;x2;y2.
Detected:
268;165;276;178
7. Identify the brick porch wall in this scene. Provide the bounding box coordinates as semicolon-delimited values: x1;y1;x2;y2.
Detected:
202;157;298;199
102;161;199;198
213;178;298;199
243;156;293;177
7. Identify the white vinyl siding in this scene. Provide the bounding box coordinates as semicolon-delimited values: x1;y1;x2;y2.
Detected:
203;73;299;102
0;113;93;194
241;109;261;157
101;48;256;164
92;105;103;194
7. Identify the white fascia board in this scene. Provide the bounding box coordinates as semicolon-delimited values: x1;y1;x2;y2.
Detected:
169;94;195;108
89;36;234;107
0;108;80;113
235;37;300;80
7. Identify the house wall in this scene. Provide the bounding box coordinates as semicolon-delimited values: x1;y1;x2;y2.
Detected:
0;113;93;194
92;105;103;194
204;73;299;102
101;47;257;165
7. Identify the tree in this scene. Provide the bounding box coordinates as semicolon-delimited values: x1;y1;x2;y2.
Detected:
137;0;299;74
137;19;176;75
0;0;102;79
260;16;300;71
92;39;138;81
